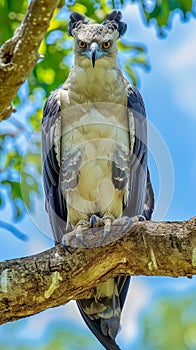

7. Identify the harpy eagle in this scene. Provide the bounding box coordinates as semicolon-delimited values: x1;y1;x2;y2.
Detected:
41;11;154;350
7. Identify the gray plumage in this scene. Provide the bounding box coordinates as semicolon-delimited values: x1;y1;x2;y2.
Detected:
42;10;154;350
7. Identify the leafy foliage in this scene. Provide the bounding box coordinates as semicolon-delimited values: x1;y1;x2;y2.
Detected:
137;292;196;350
0;0;28;45
133;0;194;36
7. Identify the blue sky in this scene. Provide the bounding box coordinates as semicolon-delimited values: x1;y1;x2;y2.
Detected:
123;3;196;222
1;2;196;349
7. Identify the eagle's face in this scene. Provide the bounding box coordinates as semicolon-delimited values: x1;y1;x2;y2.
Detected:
72;23;119;69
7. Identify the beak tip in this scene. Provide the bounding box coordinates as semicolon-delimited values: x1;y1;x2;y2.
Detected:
91;51;96;68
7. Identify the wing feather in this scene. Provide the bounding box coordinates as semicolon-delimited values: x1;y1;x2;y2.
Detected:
42;89;68;244
123;84;154;219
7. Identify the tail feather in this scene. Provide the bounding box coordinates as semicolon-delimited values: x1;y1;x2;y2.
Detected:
76;276;130;350
101;316;120;339
77;300;121;350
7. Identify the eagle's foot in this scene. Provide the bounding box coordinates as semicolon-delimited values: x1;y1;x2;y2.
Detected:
62;221;90;248
89;215;115;245
100;214;146;245
75;219;91;247
112;215;145;228
62;215;145;248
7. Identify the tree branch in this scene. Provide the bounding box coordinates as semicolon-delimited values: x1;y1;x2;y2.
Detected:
0;0;60;121
0;216;196;325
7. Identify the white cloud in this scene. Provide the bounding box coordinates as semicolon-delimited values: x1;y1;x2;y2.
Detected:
18;301;81;340
119;279;151;341
170;44;196;70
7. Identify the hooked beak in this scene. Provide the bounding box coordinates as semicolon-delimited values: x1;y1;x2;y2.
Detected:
90;42;99;68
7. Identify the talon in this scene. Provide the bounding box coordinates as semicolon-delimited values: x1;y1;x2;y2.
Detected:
130;215;146;223
74;219;91;247
112;216;132;234
90;215;100;228
101;216;114;245
61;236;72;253
103;217;112;233
75;232;88;247
138;215;146;222
101;227;110;245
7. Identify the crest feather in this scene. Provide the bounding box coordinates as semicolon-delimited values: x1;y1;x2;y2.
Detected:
69;12;88;36
103;11;127;37
68;10;127;38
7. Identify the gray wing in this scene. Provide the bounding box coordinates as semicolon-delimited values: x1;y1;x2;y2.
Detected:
123;84;154;220
42;89;68;244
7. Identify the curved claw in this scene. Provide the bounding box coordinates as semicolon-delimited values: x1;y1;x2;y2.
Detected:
101;216;114;245
100;215;146;246
61;236;73;253
75;232;88;247
130;214;146;223
90;215;100;228
112;216;132;235
75;220;91;247
90;215;115;245
62;220;91;248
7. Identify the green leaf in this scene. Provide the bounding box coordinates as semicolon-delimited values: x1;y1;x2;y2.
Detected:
29;107;43;131
24;152;42;174
118;41;145;52
140;293;196;350
0;0;28;45
0;194;4;209
29;37;71;95
140;0;193;35
1;180;25;220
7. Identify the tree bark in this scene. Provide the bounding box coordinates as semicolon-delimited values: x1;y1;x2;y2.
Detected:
0;0;60;121
0;216;196;325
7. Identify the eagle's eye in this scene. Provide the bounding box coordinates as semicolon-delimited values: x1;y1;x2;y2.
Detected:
102;41;111;49
79;41;87;49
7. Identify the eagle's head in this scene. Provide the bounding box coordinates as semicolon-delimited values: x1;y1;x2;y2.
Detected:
68;11;127;69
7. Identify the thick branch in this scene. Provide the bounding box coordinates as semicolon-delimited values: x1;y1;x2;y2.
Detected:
0;216;196;325
0;0;60;121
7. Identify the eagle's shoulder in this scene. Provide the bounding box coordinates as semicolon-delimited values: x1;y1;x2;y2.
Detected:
42;89;61;126
125;83;146;117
